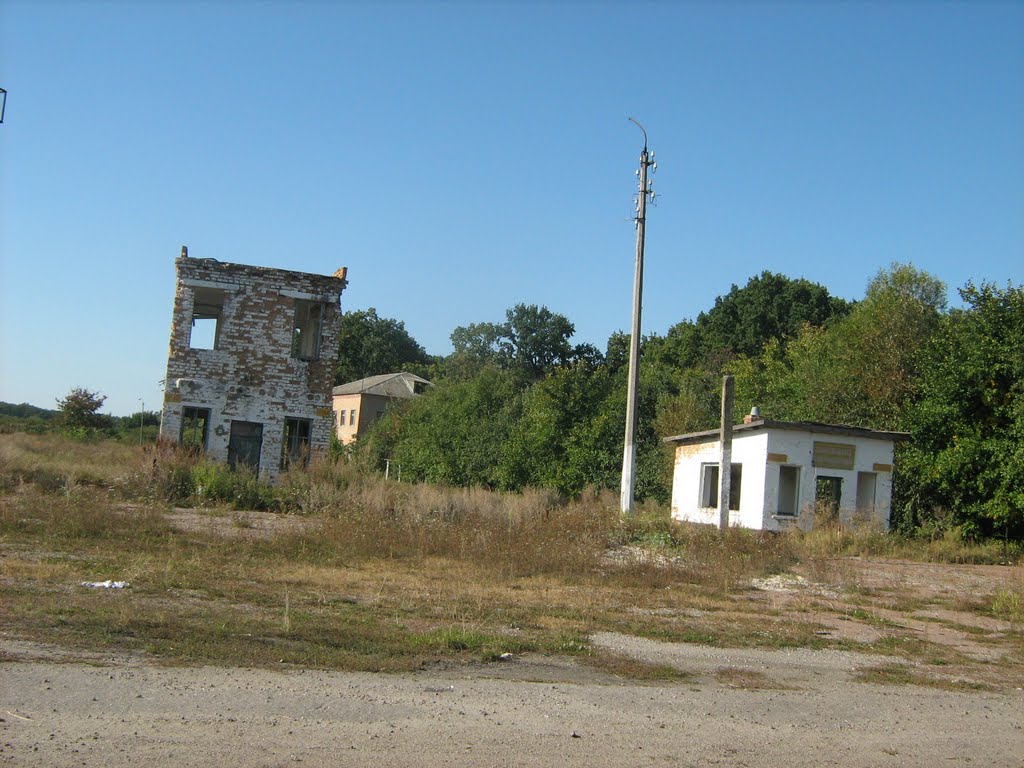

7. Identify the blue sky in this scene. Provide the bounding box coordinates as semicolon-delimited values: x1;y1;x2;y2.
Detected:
2;1;1022;416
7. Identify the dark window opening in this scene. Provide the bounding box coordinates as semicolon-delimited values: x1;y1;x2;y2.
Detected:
699;463;742;510
190;288;226;350
282;417;312;469
700;464;718;508
815;476;843;520
291;300;324;361
180;407;211;450
228;421;263;474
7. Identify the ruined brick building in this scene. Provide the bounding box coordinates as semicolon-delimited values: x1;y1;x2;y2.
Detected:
159;247;347;482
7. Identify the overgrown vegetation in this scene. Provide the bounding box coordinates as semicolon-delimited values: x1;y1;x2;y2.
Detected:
1;432;1020;688
341;265;1024;541
1;397;161;442
6;265;1021;541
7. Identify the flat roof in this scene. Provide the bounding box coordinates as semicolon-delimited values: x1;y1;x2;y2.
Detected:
664;418;910;446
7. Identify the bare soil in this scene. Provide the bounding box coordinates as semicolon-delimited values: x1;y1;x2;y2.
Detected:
2;507;1022;766
2;635;1022;768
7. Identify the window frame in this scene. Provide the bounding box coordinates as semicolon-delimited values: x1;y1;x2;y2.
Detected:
291;300;324;361
698;462;742;511
777;465;800;517
180;406;211;450
281;417;313;469
189;288;226;350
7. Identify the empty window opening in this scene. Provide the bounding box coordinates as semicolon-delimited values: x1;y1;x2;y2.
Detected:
856;472;877;513
815;476;843;519
777;466;800;516
190;288;226;350
699;463;742;510
292;300;324;361
282;418;312;469
180;407;211;451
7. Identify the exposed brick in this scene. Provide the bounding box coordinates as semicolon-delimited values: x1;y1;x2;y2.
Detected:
159;250;347;483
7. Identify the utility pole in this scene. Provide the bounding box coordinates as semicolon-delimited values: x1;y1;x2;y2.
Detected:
718;376;734;531
620;118;656;515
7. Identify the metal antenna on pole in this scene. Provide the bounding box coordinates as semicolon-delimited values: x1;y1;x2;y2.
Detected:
620;117;656;515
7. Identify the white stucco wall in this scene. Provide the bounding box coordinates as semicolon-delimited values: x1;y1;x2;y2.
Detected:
670;426;897;532
761;430;896;531
670;431;768;529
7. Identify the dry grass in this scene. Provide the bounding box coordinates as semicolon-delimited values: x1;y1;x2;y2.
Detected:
0;431;140;493
0;483;797;673
1;432;1021;684
714;667;796;690
852;663;994;691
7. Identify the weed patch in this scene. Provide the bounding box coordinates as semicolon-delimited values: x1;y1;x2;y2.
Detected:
715;667;796;690
853;663;993;692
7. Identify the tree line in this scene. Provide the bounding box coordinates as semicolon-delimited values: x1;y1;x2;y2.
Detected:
0;394;161;440
336;265;1024;540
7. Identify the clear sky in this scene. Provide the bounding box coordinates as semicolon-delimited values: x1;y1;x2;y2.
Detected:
1;1;1022;416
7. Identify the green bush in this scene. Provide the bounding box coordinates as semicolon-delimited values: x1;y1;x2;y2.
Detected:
191;462;238;505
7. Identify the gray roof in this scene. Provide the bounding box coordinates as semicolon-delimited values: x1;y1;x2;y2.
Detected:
664;418;910;446
332;372;431;399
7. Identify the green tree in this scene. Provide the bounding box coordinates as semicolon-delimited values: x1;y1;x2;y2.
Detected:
335;308;431;384
56;387;111;431
604;331;631;374
831;263;945;428
731;263;945;430
899;282;1024;538
695;271;851;361
374;367;526;488
449;304;578;380
448;320;508;376
502;362;620;495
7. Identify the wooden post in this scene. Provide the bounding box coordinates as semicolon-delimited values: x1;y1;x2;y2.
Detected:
718;375;734;531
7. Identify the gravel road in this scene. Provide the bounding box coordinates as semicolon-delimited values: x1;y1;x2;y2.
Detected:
2;635;1022;767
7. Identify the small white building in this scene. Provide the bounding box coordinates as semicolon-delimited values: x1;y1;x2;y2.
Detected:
665;415;908;531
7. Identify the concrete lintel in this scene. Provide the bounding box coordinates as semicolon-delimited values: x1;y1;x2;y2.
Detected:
279;288;336;302
182;278;242;291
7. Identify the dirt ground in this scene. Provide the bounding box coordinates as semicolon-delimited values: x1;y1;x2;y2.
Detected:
2;507;1022;766
2;629;1022;767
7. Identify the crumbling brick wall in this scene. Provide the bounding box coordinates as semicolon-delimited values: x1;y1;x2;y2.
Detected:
159;248;347;483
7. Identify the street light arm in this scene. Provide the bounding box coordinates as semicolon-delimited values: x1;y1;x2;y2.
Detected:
627;116;647;152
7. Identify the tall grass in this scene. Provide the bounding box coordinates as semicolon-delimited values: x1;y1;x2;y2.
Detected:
3;432;1021;677
1;432;1018;574
789;519;1021;565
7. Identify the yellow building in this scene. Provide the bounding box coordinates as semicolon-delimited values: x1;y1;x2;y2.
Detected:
332;372;430;444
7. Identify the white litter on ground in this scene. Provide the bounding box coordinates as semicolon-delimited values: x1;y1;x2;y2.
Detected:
750;574;839;597
80;580;130;589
